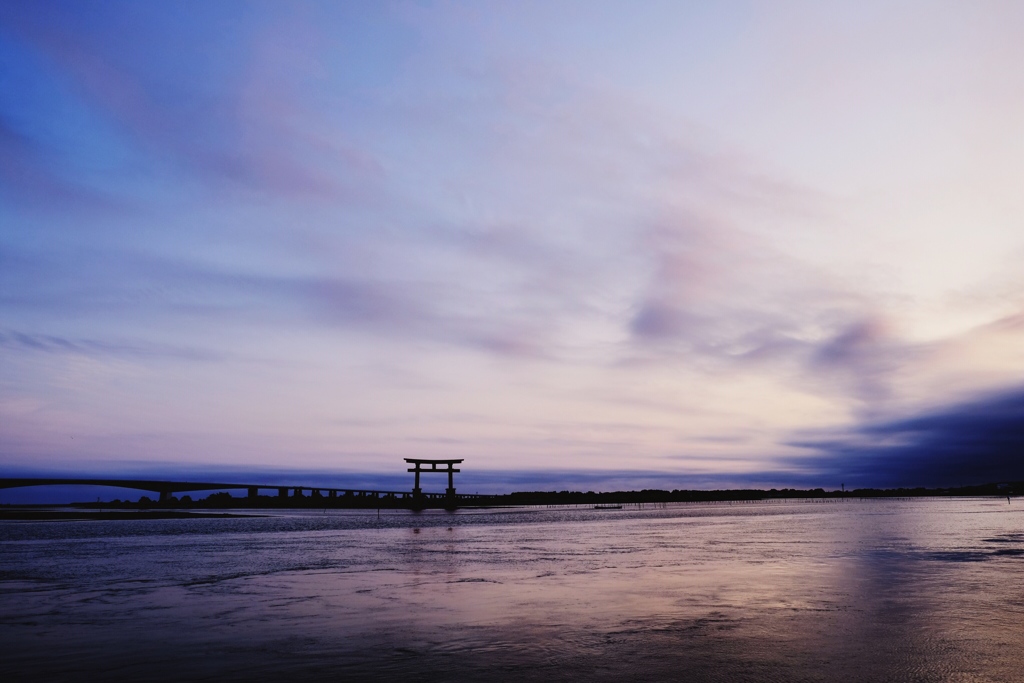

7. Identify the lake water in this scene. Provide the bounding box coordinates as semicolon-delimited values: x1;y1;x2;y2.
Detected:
2;498;1023;682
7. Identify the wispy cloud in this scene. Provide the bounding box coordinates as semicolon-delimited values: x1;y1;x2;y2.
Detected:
0;329;223;362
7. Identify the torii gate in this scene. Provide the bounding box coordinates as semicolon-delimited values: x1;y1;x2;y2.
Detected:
405;458;463;506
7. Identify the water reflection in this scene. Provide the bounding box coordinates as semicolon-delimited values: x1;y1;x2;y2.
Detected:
1;500;1023;681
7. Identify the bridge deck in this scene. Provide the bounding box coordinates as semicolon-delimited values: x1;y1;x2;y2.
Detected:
0;478;485;499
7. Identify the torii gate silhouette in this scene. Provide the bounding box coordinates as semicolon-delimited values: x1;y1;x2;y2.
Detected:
405;458;462;509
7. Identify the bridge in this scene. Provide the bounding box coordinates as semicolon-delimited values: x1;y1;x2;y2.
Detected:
0;475;486;507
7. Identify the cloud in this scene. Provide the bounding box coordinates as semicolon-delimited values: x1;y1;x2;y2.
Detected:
0;329;223;362
789;386;1024;487
0;113;121;210
621;210;905;403
5;2;869;371
0;2;383;204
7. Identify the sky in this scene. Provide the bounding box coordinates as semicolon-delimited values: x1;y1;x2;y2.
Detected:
2;0;1024;497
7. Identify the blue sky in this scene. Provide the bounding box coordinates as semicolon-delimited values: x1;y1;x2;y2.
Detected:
3;1;1024;497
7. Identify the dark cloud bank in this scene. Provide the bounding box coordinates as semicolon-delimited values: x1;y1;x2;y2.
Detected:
791;386;1024;488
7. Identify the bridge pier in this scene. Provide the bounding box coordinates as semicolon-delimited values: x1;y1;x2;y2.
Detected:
159;490;171;503
248;487;258;499
278;487;288;498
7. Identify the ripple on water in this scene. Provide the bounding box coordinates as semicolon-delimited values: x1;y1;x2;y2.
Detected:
3;499;1024;681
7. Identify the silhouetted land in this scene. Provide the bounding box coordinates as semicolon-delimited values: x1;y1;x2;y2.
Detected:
4;482;1020;511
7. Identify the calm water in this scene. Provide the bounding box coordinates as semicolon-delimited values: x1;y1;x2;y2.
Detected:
2;498;1023;682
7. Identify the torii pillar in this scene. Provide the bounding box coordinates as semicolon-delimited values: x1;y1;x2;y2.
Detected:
405;458;463;510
